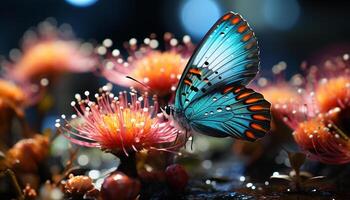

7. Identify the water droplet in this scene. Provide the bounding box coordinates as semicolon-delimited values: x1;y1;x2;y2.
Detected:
185;99;190;104
210;111;214;115
225;106;231;110
217;108;223;112
220;32;225;36
213;97;217;101
204;112;208;116
204;61;209;67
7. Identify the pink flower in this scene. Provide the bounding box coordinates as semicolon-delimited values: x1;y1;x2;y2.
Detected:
276;55;350;164
57;84;186;156
293;115;350;164
99;33;194;103
2;19;97;103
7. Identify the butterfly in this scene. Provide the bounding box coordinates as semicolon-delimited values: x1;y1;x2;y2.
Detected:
163;11;271;141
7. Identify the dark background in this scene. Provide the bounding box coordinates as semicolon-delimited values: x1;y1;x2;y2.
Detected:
1;0;350;76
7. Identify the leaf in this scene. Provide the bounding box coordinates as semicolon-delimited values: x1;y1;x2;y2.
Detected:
302;176;329;188
270;174;293;183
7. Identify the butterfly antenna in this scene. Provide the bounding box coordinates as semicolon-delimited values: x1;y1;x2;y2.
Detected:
126;76;151;90
173;131;179;144
190;135;194;151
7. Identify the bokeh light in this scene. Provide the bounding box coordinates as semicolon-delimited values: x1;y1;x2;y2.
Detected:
180;0;221;40
230;0;267;30
262;0;300;30
65;0;98;7
230;0;300;31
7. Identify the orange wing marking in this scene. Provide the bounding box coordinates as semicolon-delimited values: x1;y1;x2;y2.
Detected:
251;123;267;132
249;105;267;111
238;24;248;33
223;13;233;20
242;32;253;42
245;131;256;140
223;86;234;94
252;114;269;121
245;98;261;104
184;79;192;86
237;92;252;100
231;17;241;24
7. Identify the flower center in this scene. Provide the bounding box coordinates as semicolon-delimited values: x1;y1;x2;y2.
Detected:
101;108;154;142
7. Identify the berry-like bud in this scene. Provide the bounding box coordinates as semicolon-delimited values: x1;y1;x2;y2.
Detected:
101;171;140;200
165;164;189;192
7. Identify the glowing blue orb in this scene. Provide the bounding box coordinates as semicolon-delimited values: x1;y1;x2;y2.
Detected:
180;0;221;40
262;0;300;30
65;0;98;7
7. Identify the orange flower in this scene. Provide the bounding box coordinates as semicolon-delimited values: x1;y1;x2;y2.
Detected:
10;40;95;83
3;19;96;102
100;33;194;102
57;85;186;156
275;55;350;164
259;84;300;110
315;76;350;113
129;51;187;96
293;116;350;164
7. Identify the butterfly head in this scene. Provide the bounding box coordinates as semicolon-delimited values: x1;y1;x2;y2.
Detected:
161;105;174;119
161;105;192;134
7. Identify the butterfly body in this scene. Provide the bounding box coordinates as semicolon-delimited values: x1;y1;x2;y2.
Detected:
166;11;271;141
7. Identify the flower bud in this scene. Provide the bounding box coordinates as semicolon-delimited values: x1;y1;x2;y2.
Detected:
101;171;140;200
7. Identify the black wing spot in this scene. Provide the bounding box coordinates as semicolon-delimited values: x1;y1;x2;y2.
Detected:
190;86;199;92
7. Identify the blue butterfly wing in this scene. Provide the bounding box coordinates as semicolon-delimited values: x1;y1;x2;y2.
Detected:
174;12;271;140
184;85;271;140
175;12;259;109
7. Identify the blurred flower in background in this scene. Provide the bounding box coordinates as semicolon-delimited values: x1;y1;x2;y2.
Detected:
1;19;97;103
0;79;29;149
100;33;194;105
278;55;350;164
1;134;50;189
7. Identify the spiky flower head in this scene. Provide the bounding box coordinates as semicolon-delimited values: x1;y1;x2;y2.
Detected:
99;33;194;103
293;115;350;164
57;84;186;156
277;55;350;164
